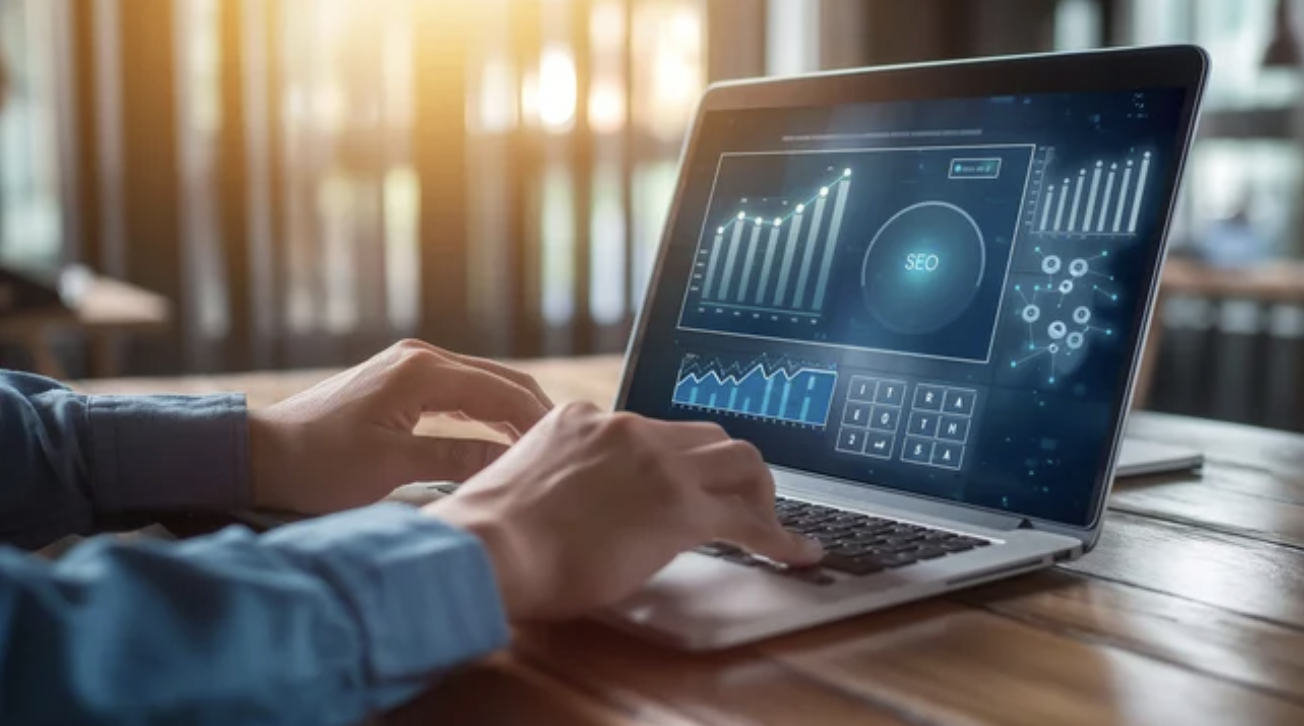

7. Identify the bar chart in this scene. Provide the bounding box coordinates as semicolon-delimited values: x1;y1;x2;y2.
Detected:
696;167;852;318
671;352;837;427
679;144;1033;359
1034;152;1151;237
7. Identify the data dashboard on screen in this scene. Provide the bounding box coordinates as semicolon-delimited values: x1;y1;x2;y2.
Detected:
621;89;1187;527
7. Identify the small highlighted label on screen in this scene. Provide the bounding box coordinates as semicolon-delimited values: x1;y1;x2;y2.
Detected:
948;158;1002;179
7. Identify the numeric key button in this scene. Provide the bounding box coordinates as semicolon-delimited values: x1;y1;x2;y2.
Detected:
874;380;906;406
848;377;876;402
902;437;934;465
914;385;946;412
869;406;901;432
938;415;970;443
837;427;867;454
864;432;895;459
842;402;873;428
942;388;977;417
931;441;964;470
908;411;939;438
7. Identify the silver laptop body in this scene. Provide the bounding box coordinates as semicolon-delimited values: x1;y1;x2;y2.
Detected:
605;46;1208;650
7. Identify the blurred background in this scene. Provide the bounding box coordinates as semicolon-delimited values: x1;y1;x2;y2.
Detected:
3;0;1304;432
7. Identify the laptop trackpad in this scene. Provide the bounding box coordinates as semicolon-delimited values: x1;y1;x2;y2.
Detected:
601;551;918;649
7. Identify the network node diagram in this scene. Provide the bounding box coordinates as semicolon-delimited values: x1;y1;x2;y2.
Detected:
1002;147;1153;386
1008;249;1121;383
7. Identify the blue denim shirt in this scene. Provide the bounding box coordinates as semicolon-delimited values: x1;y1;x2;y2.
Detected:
0;372;509;724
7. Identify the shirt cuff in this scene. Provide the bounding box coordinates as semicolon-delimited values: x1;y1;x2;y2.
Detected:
261;503;510;683
87;393;251;514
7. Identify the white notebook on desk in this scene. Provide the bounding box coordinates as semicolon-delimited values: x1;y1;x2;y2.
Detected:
1115;439;1204;478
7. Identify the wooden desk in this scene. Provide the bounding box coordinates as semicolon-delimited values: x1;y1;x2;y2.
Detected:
81;357;1304;725
0;274;171;379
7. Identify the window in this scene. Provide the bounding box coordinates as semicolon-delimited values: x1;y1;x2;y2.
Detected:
0;0;66;271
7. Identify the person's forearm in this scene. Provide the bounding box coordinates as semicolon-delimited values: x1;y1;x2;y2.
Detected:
0;503;508;724
0;372;249;549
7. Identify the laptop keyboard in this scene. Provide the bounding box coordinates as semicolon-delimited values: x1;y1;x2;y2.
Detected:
695;496;992;584
422;483;992;586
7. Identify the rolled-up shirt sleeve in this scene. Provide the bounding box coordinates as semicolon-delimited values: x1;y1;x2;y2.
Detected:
0;504;511;724
87;393;248;514
0;372;512;721
0;371;249;549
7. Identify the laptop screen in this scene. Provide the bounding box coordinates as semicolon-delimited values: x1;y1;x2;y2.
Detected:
621;87;1189;528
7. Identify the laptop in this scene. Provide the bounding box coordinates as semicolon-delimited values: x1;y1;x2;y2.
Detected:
1116;439;1203;478
604;46;1209;650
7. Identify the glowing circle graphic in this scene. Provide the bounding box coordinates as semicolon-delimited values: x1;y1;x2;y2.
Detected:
860;201;987;336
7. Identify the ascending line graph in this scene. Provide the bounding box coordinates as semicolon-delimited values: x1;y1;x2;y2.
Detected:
671;353;837;427
697;168;852;317
1034;152;1151;237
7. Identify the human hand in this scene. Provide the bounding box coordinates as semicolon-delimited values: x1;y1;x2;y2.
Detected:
425;402;823;622
248;340;552;515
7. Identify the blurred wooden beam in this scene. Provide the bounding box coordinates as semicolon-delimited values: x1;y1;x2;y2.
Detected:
113;0;183;374
571;0;594;354
217;0;253;372
859;0;1055;65
968;0;1055;57
509;0;545;357
820;0;872;70
620;0;635;337
48;0;84;270
413;2;472;351
707;0;767;82
65;0;104;272
243;0;287;370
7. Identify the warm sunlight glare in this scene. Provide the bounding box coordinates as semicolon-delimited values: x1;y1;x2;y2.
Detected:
477;58;518;133
651;10;700;109
634;2;702;142
537;44;577;131
588;79;625;133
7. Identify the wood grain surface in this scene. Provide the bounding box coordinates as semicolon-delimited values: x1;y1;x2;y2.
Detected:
79;356;1304;725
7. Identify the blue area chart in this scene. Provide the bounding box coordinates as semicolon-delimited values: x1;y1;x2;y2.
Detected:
672;353;837;427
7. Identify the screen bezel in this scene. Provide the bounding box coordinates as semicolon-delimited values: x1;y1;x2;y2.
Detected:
614;45;1209;542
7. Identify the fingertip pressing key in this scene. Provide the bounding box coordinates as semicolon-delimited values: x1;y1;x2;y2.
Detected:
793;533;826;565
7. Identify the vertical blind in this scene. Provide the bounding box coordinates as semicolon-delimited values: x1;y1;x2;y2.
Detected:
0;0;748;375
